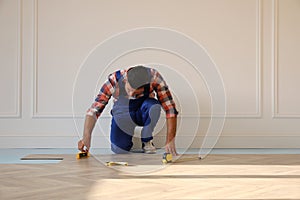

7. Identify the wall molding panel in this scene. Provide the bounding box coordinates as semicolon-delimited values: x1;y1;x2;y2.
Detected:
272;0;300;118
31;0;263;119
32;0;39;118
32;0;76;118
0;0;22;118
227;0;262;118
255;0;262;118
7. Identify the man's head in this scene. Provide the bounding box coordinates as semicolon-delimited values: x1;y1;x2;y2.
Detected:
127;65;150;89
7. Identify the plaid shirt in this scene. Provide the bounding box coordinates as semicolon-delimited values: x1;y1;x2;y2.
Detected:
87;67;178;119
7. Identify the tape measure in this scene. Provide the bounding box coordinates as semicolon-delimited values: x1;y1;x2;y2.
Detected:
162;153;202;164
106;161;128;166
162;153;173;164
76;152;90;159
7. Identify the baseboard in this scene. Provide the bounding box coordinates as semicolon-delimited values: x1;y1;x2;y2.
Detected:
1;136;300;148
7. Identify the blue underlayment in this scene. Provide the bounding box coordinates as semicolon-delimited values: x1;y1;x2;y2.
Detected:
0;148;300;164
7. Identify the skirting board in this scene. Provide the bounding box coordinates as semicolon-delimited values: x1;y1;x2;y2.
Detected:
0;136;300;148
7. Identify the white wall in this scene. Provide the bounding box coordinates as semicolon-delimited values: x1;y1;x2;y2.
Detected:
0;0;299;148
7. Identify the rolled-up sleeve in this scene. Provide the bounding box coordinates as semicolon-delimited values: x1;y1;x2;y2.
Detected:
152;69;178;118
86;73;116;119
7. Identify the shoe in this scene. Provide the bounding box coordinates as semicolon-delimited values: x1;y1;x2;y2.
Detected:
142;140;156;154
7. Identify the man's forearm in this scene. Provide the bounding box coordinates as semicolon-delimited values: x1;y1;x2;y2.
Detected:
166;117;177;143
82;115;97;146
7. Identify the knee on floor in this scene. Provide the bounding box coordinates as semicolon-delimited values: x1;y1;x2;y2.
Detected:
110;143;132;154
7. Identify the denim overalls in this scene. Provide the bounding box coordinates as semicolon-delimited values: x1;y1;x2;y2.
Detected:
110;70;161;153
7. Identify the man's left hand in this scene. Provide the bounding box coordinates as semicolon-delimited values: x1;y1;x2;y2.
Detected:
165;140;178;156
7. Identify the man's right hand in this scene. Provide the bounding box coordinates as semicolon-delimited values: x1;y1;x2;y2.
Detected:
78;139;89;152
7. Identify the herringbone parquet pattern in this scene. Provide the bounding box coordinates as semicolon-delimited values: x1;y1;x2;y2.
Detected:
1;154;300;200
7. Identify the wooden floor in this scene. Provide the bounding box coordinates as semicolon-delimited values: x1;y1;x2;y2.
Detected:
1;153;300;200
